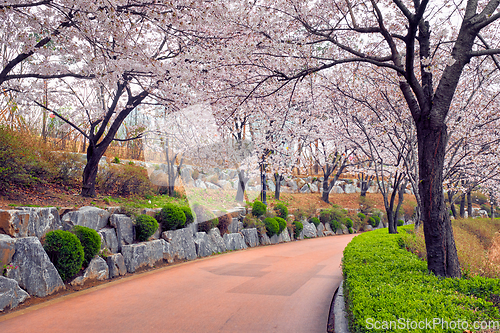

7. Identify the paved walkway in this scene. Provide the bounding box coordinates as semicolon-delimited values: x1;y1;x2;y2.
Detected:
0;234;355;333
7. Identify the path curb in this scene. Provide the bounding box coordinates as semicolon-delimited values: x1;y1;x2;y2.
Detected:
328;280;350;333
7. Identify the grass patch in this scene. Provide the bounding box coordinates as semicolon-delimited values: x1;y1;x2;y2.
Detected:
343;226;500;332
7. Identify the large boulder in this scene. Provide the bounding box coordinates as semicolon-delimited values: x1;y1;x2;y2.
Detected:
309;183;319;193
110;214;135;251
227;218;242;233
207;228;227;253
331;186;344;194
70;256;109;286
0;234;16;267
241;228;259;247
300;184;311;193
194;232;214;257
223;233;247;251
317;223;325;237
0;207;62;239
6;237;65;297
302;221;317;238
266;179;276;192
160;239;174;263
121;240;164;273
106;254;127;278
260;233;272;245
270;234;280;244
344;184;357;194
279;228;291;242
0;276;29;312
62;206;110;231
98;228;119;253
162;228;197;261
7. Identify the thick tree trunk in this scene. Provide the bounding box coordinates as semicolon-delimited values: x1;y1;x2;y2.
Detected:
274;173;283;200
321;175;330;203
81;145;105;197
235;170;248;202
459;193;466;218
448;191;457;219
467;191;472;218
417;123;461;278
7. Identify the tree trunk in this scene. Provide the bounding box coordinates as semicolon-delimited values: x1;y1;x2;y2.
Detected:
81;145;105;197
321;174;330;203
274;173;283;200
459;193;466;218
448;191;457;219
467;191;472;218
417;123;461;278
235;170;248;202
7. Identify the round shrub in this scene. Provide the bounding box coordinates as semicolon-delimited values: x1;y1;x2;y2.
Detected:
135;214;159;242
330;220;341;232
373;215;381;224
397;219;404;226
157;203;186;231
180;206;195;225
357;212;366;220
252;200;267;217
344;218;353;228
348;227;354;234
368;216;378;227
293;220;303;239
43;230;84;281
72;225;101;267
309;217;320;227
275;217;287;234
274;203;288;219
263;217;279;237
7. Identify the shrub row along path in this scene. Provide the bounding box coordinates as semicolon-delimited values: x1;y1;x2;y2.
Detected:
0;234;355;333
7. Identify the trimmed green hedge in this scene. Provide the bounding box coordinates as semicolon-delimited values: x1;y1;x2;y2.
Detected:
263;217;279;237
343;226;500;333
44;230;84;281
252;200;267;217
72;225;101;267
135;214;159;242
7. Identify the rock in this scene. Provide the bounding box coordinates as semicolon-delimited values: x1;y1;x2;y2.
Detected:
309;183;319;193
317;223;325;237
0;234;16;267
325;223;333;233
0;207;62;239
110;214;135;251
194;232;214;257
149;169;169;187
331;186;344;194
140;208;162;218
62;206;110;231
300;184;311;193
6;237;65;297
367;186;378;193
106;254;127;278
228;207;246;218
194;179;207;189
106;207;122;216
223;233;247;251
286;180;298;191
181;166;193;182
70;256;109;286
302;221;317;238
206;182;220;190
162;228;197;261
207;228;227;253
228;217;242;233
297;179;306;189
364;225;374;231
270;234;279;244
0;276;29;311
342;226;349;234
160;239;174;263
344;184;357;194
98;228;119;253
266;180;276;192
324;231;335;236
121;240;164;273
279;228;291;242
241;228;259;247
260;233;271;245
479;210;488;218
218;180;233;190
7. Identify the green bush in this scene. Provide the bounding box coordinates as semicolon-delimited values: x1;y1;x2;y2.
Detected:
343;227;500;333
72;226;101;267
274;202;288;219
193;204;219;233
252;200;267;217
319;210;332;225
180;206;195;225
309;217;321;227
368;216;378;227
293;220;303;239
275;217;287;234
397;219;404;226
263;217;279;237
135;215;159;242
330;220;341;232
43;230;84;281
357;212;366;220
373;215;381;225
348;227;353;234
156;203;186;231
344;218;353;228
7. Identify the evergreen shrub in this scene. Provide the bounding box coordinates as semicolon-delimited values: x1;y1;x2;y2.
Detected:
274;202;288;219
43;230;84;281
156;203;186;231
135;214;159;241
263;217;279;237
72;225;101;267
252;200;267;217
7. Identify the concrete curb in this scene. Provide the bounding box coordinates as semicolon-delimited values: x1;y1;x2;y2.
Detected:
328;280;350;333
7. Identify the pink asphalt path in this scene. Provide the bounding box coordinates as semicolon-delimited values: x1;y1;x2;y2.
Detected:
0;234;355;333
